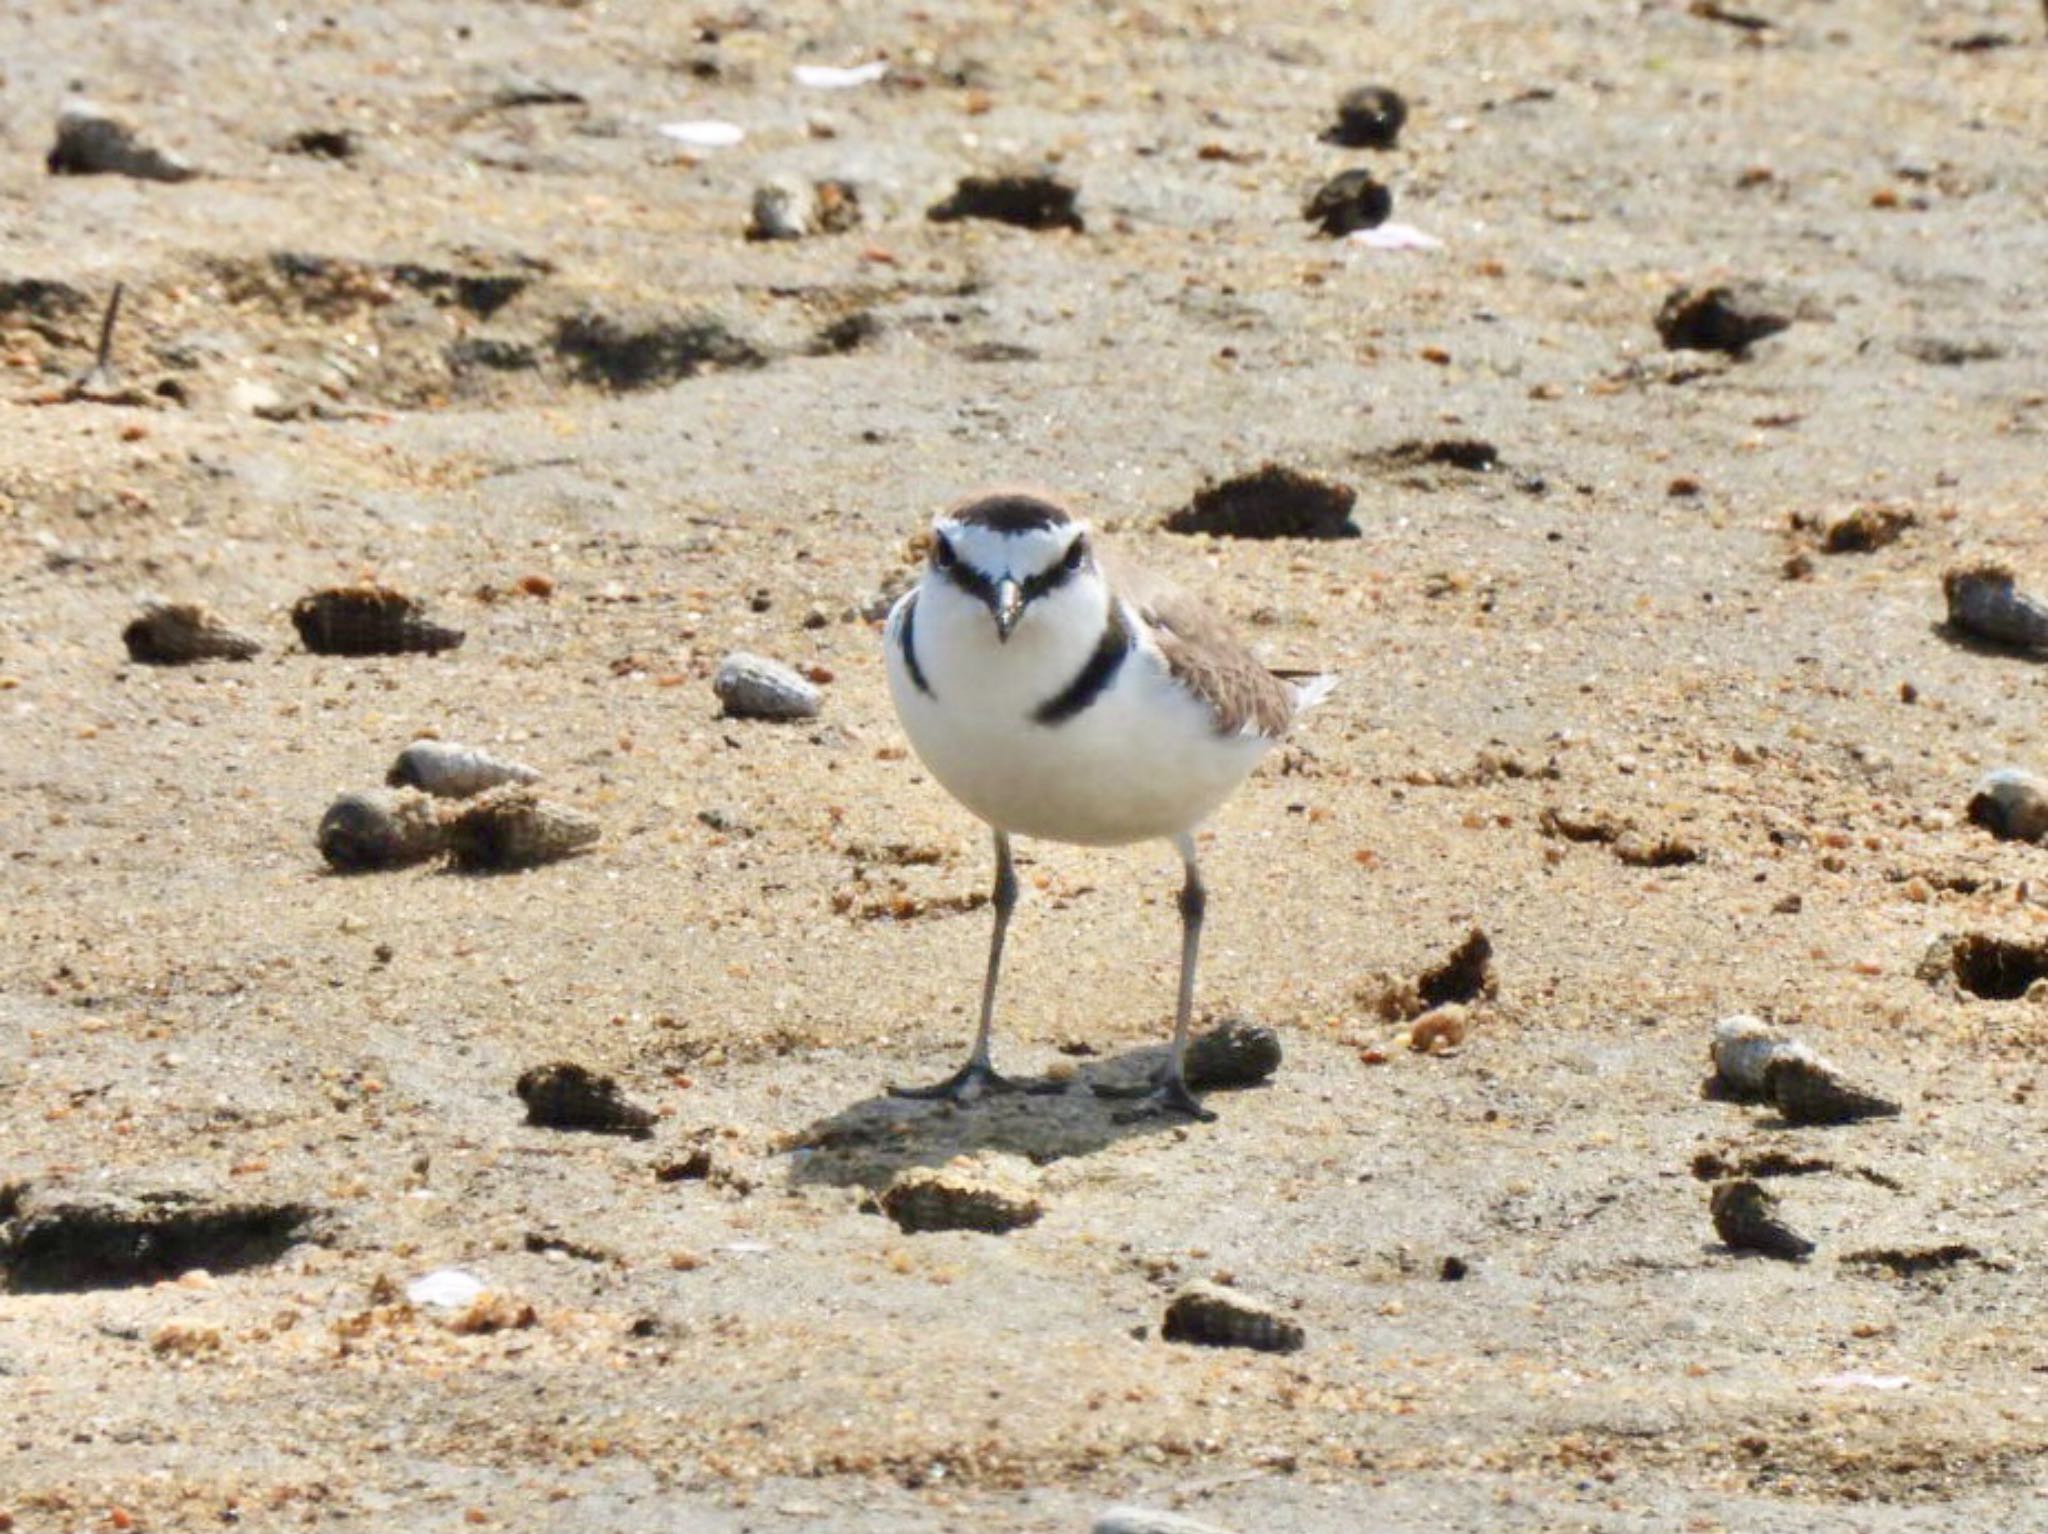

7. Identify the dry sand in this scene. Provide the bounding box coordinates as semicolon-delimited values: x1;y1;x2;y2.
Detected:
3;1;2047;1530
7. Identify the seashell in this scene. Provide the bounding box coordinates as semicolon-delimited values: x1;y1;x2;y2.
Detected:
1709;1014;1811;1100
713;652;820;720
1094;1510;1240;1534
1304;169;1392;236
386;739;540;799
1765;1054;1901;1126
1325;84;1408;149
317;787;447;870
1655;281;1795;356
1161;1281;1304;1354
442;785;599;870
1710;1178;1814;1261
291;584;465;656
122;599;262;664
515;1061;654;1137
876;1165;1045;1235
1183;1018;1283;1088
927;172;1084;232
1965;767;2048;843
1942;562;2048;653
47;97;198;182
744;177;856;242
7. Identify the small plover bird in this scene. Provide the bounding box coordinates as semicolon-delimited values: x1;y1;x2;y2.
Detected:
883;491;1334;1119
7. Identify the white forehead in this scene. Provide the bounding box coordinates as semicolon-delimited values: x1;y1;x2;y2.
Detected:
935;517;1083;576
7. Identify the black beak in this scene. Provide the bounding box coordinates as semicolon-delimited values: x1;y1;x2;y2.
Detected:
991;578;1024;642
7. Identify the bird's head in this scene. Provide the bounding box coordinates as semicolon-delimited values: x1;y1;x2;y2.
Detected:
925;492;1098;643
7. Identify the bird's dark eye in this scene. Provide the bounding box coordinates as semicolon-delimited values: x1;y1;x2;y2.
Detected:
1062;536;1087;571
932;535;957;570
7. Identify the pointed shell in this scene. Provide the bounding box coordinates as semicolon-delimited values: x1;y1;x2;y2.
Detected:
1943;562;2048;653
122;600;262;664
442;785;598;869
514;1061;653;1137
1766;1055;1901;1126
1709;1014;1803;1099
387;740;540;798
317;787;447;870
1161;1281;1304;1354
291;584;465;656
714;652;820;720
1710;1178;1813;1261
877;1166;1045;1235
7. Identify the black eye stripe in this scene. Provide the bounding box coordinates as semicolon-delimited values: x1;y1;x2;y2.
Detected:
939;559;998;606
934;537;1088;609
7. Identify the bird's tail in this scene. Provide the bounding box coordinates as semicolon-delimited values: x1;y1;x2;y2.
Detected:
1282;672;1338;712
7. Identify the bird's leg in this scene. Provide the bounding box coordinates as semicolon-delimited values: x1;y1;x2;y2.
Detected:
890;829;1041;1103
1094;833;1217;1122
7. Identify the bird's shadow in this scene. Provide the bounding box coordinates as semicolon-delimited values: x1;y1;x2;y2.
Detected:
787;1043;1258;1191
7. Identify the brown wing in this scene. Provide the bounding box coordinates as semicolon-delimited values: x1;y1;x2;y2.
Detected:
1109;556;1299;739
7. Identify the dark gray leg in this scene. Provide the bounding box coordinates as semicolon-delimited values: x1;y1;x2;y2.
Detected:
891;829;1038;1103
1093;833;1217;1122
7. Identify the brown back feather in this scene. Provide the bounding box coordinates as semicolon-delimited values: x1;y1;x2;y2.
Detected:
1108;555;1298;739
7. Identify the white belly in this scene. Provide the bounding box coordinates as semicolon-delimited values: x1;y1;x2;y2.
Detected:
885;592;1274;846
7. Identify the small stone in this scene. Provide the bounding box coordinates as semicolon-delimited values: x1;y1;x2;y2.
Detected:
877;1165;1044;1235
47;98;198;182
1710;1179;1814;1261
1304;169;1392;236
1162;1281;1304;1353
1407;1004;1468;1053
1182;1019;1282;1088
747;174;815;240
1655;281;1795;355
515;1062;655;1138
1325;85;1407;149
714;652;821;720
1821;505;1913;554
1967;768;2048;843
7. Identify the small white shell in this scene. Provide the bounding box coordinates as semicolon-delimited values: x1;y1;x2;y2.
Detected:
387;739;541;799
714;652;820;721
1709;1014;1816;1099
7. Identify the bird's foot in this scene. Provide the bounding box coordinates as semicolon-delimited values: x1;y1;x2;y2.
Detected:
888;1059;1053;1105
1090;1070;1217;1123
